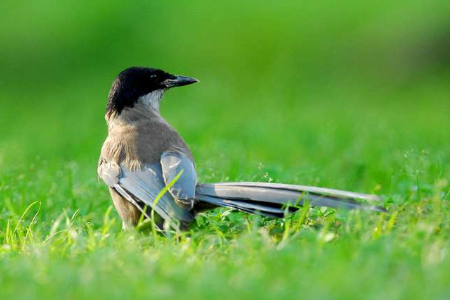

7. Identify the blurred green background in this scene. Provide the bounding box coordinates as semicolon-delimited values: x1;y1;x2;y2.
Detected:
1;0;449;166
1;1;450;299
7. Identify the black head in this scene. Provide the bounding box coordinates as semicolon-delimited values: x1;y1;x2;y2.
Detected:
106;67;198;115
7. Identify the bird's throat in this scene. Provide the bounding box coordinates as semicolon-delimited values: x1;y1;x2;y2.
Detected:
139;90;164;112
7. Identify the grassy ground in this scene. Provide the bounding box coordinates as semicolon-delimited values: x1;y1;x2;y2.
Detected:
1;1;450;299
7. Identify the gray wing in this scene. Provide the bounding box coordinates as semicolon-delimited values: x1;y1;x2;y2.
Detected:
98;160;194;229
160;151;197;201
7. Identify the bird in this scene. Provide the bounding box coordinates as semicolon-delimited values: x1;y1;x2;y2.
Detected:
98;66;385;231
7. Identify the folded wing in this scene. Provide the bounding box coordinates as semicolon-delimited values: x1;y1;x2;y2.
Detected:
98;160;194;229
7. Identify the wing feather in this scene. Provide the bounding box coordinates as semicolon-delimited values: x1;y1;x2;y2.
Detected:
160;151;197;201
99;160;194;229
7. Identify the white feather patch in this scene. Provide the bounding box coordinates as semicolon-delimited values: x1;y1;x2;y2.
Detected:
139;90;164;111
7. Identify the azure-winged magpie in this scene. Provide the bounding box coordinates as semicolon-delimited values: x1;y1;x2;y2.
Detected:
98;67;385;230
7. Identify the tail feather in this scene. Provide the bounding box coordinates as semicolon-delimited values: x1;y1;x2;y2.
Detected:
195;182;386;216
196;194;289;217
210;182;382;201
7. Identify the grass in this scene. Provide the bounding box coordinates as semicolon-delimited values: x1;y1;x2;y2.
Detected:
1;1;450;299
1;79;449;299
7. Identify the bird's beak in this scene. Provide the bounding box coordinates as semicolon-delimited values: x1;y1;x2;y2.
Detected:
162;75;199;88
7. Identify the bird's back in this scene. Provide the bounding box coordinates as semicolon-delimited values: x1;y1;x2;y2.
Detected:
100;103;193;170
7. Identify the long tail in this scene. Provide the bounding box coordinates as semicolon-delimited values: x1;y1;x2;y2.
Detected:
195;182;386;217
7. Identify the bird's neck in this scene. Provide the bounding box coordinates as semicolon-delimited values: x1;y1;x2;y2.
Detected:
139;89;164;112
106;102;164;129
105;89;164;125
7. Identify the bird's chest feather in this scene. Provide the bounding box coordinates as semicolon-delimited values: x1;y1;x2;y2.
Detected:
101;117;191;169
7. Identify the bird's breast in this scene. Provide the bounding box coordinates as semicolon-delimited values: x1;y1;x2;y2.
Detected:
101;117;192;170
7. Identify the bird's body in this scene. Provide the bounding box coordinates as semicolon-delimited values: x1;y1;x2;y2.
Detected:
99;102;196;228
98;67;385;231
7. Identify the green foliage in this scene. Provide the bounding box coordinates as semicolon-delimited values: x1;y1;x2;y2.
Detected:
0;1;450;299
